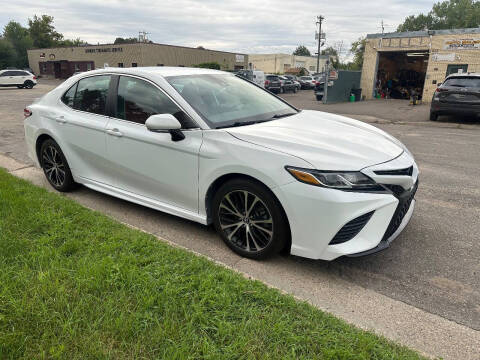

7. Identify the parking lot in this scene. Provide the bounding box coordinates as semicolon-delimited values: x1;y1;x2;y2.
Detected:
1;81;479;334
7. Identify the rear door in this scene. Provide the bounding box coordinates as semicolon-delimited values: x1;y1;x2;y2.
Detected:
439;77;480;105
0;71;16;85
104;75;202;212
52;75;113;183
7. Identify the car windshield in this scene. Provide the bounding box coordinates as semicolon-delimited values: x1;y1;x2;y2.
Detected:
300;76;312;80
443;77;480;88
166;74;297;128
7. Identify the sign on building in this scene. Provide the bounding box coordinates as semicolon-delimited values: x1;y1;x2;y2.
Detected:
235;54;245;62
432;53;456;61
443;38;480;50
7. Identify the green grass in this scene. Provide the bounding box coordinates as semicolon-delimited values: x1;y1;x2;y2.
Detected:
0;169;425;360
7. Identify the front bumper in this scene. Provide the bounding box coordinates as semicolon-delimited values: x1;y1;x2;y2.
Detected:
272;152;418;261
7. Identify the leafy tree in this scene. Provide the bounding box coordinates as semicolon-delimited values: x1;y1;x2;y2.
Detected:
293;45;311;56
3;21;33;68
397;0;480;31
59;38;88;46
321;46;340;68
348;37;366;70
193;62;221;70
114;37;138;44
28;15;63;48
0;37;16;68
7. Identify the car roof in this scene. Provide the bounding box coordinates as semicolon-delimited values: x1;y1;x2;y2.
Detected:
78;66;227;78
445;72;480;79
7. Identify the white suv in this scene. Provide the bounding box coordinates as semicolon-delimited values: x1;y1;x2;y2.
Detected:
0;70;37;89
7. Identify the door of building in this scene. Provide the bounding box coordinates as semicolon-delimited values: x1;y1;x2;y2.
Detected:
446;64;468;77
54;62;61;78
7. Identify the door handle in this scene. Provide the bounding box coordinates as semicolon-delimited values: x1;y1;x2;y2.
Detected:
55;116;67;124
106;128;123;137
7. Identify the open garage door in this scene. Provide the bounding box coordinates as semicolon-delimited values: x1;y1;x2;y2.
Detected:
375;51;428;100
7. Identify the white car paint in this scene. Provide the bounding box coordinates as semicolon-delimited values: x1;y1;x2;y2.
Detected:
24;67;418;260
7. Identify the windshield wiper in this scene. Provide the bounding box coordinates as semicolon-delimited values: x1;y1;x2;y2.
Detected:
216;119;272;129
271;112;297;119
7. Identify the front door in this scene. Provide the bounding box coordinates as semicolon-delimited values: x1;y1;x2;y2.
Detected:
105;75;202;213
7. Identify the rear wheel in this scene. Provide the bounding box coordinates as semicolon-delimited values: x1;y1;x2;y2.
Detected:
40;139;76;192
293;87;298;93
213;179;289;259
429;112;438;121
23;80;34;89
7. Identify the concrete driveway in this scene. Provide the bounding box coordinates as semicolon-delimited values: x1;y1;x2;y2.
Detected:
1;81;479;358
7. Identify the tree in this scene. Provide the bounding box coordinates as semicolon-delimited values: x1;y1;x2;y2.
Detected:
397;0;480;32
321;46;340;68
114;37;138;44
293;45;311;56
28;15;63;48
0;37;16;68
3;21;33;68
59;38;88;47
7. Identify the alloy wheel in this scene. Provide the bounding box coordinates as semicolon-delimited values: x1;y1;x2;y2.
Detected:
218;190;274;253
42;145;66;187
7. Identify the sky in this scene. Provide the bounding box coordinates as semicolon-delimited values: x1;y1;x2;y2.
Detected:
2;0;435;59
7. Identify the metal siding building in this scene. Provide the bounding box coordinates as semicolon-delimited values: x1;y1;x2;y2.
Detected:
27;43;248;78
248;54;330;74
361;28;480;102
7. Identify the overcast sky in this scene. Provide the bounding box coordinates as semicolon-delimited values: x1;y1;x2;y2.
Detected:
3;0;434;58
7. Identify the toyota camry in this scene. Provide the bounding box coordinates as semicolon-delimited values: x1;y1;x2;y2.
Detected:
24;67;418;260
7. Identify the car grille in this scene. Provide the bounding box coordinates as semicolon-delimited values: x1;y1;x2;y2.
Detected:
382;180;418;241
374;166;413;176
329;211;374;245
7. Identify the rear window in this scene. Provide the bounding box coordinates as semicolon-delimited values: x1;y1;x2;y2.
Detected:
443;77;480;88
266;75;278;80
300;76;312;80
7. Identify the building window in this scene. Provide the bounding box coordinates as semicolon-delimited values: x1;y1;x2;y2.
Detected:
118;63;123;68
132;63;137;67
87;63;92;71
75;64;80;72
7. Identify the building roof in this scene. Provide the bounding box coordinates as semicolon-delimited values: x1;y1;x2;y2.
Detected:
367;27;480;39
28;42;246;56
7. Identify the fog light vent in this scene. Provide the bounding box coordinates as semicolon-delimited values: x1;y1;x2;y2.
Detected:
329;211;374;245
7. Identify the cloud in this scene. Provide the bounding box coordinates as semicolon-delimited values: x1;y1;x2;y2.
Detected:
1;0;434;57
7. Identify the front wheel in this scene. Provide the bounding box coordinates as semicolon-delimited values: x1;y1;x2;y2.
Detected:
40;139;77;192
213;179;289;259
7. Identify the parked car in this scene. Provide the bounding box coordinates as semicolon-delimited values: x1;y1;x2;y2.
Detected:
284;75;301;90
430;73;480;121
24;67;418;261
264;74;282;93
299;76;316;89
278;76;297;93
236;69;265;88
0;70;37;89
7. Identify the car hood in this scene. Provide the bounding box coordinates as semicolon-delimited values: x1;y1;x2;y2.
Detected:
226;110;404;170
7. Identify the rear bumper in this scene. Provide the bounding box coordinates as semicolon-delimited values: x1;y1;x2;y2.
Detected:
431;101;480;116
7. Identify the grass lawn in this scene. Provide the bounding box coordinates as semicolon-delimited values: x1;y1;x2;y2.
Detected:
0;169;425;359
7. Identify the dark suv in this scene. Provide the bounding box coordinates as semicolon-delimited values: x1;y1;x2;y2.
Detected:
430;73;480;121
264;74;282;93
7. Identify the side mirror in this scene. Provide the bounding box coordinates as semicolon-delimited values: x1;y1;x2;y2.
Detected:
145;114;185;142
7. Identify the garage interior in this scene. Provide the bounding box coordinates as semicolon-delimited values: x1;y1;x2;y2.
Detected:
376;51;429;100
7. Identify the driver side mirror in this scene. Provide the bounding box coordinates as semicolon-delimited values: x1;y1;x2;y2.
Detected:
145;114;185;142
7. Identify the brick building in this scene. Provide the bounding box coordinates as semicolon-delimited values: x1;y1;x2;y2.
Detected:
361;28;480;102
27;42;248;79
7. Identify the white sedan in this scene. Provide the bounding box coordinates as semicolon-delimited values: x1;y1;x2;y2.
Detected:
24;67;418;260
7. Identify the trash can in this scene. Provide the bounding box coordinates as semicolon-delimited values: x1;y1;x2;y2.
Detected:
352;88;362;102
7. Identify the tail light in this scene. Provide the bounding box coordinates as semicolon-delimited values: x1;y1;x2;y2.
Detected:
33;76;37;80
265;80;270;86
24;108;32;117
436;87;448;93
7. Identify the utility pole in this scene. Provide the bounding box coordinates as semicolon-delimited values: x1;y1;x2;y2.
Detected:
381;20;385;35
316;15;324;73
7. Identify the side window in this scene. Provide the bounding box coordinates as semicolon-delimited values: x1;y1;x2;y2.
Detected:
2;71;14;76
116;76;195;128
74;75;111;115
62;83;77;108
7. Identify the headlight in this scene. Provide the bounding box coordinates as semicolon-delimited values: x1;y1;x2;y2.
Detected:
285;166;381;190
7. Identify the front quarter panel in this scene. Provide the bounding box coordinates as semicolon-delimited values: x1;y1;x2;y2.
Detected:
198;130;311;221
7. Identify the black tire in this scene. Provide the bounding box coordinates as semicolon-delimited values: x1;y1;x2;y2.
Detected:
212;179;289;260
23;80;34;89
40;139;76;192
293;87;298;93
17;85;24;89
429;112;438;121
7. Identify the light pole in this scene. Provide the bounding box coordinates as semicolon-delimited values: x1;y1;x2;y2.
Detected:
316;15;324;73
